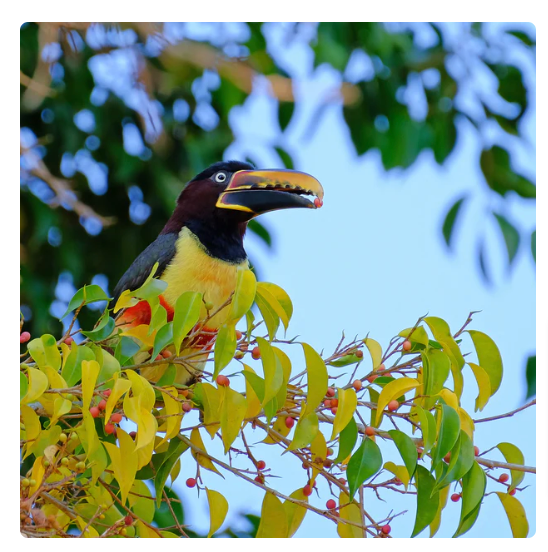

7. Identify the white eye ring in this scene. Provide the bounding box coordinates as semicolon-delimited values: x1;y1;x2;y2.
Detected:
214;172;227;183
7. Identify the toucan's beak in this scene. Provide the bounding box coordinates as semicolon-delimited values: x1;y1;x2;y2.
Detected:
216;169;324;216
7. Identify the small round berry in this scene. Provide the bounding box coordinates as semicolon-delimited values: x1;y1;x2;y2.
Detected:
161;349;172;359
252;346;261;360
182;402;192;413
186;478;196;488
323;399;332;408
235;330;243;340
377;363;386;372
43;460;50;468
326;499;336;510
338;477;346;484
105;422;116;435
254;475;264;484
331;399;339;407
327;448;334;457
474;446;480;457
59;433;67;444
451;493;461;502
64;336;74;345
365;426;376;436
103;389;112;398
509;488;517;496
21;478;30;487
155;354;163;361
234;350;244;359
216;374;230;387
402;340;412;351
29;479;36;487
499;473;509;483
20;332;31;344
75;461;86;472
353;379;363;391
367;375;378;384
356;350;364;359
98;399;107;411
387;400;399;412
110;412;123;424
120;528;127;536
90;406;100;418
129;431;137;439
70;432;78;440
257;460;266;470
204;301;214;311
443;452;451;463
285;417;295;429
331;406;338;415
323;458;333;468
124;515;133;526
381;524;391;535
303;484;313;497
326;387;336;397
61;457;69;466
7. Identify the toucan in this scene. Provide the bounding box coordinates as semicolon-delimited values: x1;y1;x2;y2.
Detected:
111;160;324;383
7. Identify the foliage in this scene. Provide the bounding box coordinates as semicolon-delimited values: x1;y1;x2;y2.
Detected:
20;270;535;537
20;22;536;338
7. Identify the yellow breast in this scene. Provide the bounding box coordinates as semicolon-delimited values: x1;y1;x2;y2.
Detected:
160;227;248;328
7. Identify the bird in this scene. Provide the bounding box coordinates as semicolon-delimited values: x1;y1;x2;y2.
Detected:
110;160;324;384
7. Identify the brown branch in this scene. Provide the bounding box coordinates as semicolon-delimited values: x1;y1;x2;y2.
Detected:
473;399;536;424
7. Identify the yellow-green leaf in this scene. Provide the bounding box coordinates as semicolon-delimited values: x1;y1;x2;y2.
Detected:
497;442;525;490
375;378;420;426
81;360;100;411
200;382;221;438
104;377;132;424
424;317;465;369
287;412;319;451
206;488;229;537
284;489;308;537
363;337;382;369
103;429;138;505
220;387;247;453
228;268;257;322
50;397;72;426
467;330;503;395
190;428;222;476
258;282;293;327
430;484;450;537
21;368;48;404
243;365;262;421
338;491;364;538
213;323;237;377
257;283;289;331
399;326;430;347
467;362;491;411
331;387;358;440
173;291;202;355
258;337;283;406
21;405;41;458
495;492;529;537
255;292;280;340
301;343;328;417
256;493;288;538
158;387;182;446
28;334;61;371
383;461;410;490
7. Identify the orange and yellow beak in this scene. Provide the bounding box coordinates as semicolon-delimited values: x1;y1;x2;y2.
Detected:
216;169;324;216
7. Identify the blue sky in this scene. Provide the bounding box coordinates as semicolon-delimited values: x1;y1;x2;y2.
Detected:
168;23;536;538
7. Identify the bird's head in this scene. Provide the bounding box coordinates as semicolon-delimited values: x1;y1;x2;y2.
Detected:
170;160;324;226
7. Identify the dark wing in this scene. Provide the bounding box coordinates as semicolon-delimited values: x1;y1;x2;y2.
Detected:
111;232;178;307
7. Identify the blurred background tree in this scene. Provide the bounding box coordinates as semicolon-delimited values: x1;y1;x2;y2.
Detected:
20;21;535;393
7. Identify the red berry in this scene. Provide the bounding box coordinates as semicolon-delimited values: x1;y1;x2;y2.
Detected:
20;332;31;344
186;478;196;488
355;350;364;359
252;346;261;360
182;402;192;413
365;426;376;436
338;477;346;484
257;460;266;470
327;448;334;457
331;406;338;415
326;499;336;510
367;375;378;383
509;488;516;496
90;406;100;418
98;399;107;411
474;446;480;457
235;330;243;340
443;452;451;463
323;458;333;468
352;379;363;391
381;524;391;535
285;417;295;429
254;475;264;484
110;412;123;424
377;363;386;372
124;515;133;526
323;399;332;408
330;398;339;407
302;484;313;497
451;493;461;502
155;354;163;361
387;400;399;412
326;387;336;397
105;422;116;435
103;389;111;398
64;336;74;345
161;349;172;358
402;340;412;351
499;473;509;483
129;431;137;439
216;375;230;387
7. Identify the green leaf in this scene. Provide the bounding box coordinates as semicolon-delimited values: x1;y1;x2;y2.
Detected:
415;405;437;454
442;196;467;248
114;336;140;366
173;291;202;355
27;334;61;371
256;283;291;332
213;323;237;377
424;316;465;370
334;417;358;463
248;219;272;247
287;412;319;451
60;285;110;319
62;344;95;387
388;429;418;478
228;268;256;322
430;404;460;469
411;465;440;537
525;355;536;399
434;430;474;492
454;461;486;537
242;370;265;403
278;100;295;132
422;348;451;409
151;322;173;361
258;337;283;406
493;212;520;265
467;330;503;395
531;229;536;262
20;372;28;401
255;292;280;340
506;29;535;47
495;492;529;538
274;146;295;169
154;438;189;506
496;442;525;491
346;437;383;499
81;312;115;342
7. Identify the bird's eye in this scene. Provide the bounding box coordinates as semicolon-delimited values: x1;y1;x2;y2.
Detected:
214;172;228;183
